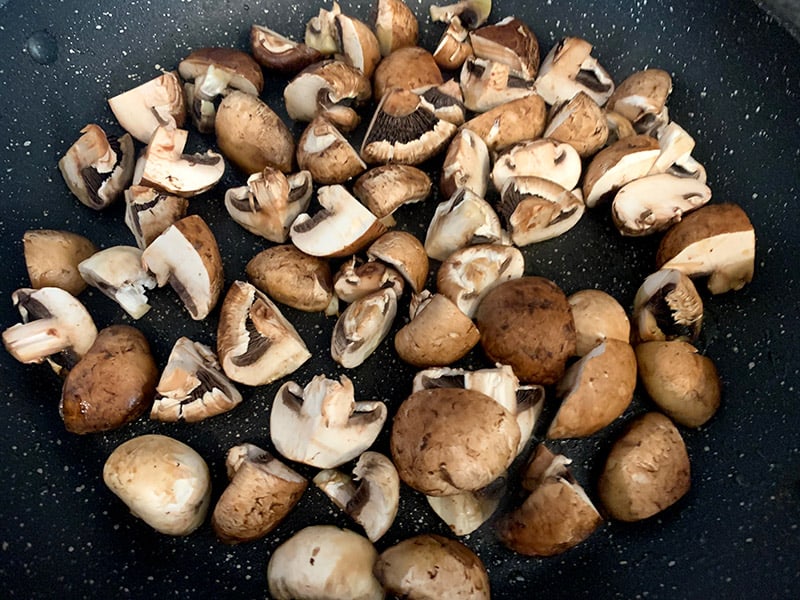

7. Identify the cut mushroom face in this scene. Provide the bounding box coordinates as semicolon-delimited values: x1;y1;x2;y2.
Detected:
270;374;387;469
607;68;673;135
416;79;467;125
650;121;696;176
123;186;188;249
440;128;490;199
331;287;398;368
78;246;157;319
108;71;186;144
59;124;134;210
582;134;660;208
460;57;535;113
332;4;382;77
22;229;97;296
470;16;540;80
432;16;473;71
296;116;367;184
367;231;429;294
430;0;491;28
216;280;311;386
250;24;322;73
544;91;609;158
632;268;704;343
491;138;582;193
426;475;506;536
534;36;615;106
374;0;419;56
373;46;443;100
333;257;405;303
353;165;432;222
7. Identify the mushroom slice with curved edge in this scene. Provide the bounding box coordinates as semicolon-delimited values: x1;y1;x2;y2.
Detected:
211;443;307;544
426;475;506;536
606;68;673;135
217;281;311;387
225;167;312;243
108;71;186;144
367;231;429;294
23;229;97;296
429;0;492;29
424;188;507;262
353;165;431;224
460;57;535;113
141;215;224;321
2;287;97;375
498;176;585;246
568;289;631;356
373;46;443;101
59;124;134;210
360;88;457;165
270;374;387;469
432;16;473;71
374;0;419;56
290;185;385;258
132;126;225;198
544;91;609;158
582;134;660;208
499;444;602;556
331;287;398;368
78;246;157;319
313;451;400;542
440;128;490;199
416;79;467;125
491;138;582;193
632;268;703;343
150;337;242;423
470;16;539;80
436;243;524;319
656;203;756;294
333;257;405;304
612;173;712;237
296;116;367;184
124;186;188;249
250;24;322;73
534;36;615;107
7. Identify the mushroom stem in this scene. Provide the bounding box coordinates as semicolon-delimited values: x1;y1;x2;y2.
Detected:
2;319;71;363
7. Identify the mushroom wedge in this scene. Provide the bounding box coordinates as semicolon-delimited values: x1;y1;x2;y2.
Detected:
333;258;405;304
296;116;367;184
250;24;322;73
632;268;704;343
491;138;582;193
606;68;673;135
270;374;387;469
582;134;660;208
544;91;609;158
470;17;540;80
78;246;157;319
304;2;381;78
216;281;311;386
426;475;507;536
353;165;432;223
440;128;491;199
22;229;97;296
533;36;615;106
108;71;186;144
374;0;419;56
123;186;188;249
432;17;473;71
331;287;398;369
367;230;429;294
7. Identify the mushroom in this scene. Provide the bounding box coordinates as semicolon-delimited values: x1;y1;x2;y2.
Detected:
366;230;430;294
141;214;224;321
491;138;582;193
216;280;311;386
246;244;336;314
426;475;506;536
249;24;322;73
224;167;312;243
373;46;443;100
123;186;188;249
581;134;660;208
432;17;473;71
313;451;400;541
58;124;134;210
150;337;243;423
461;92;549;153
606;68;673;135
649;121;698;176
353;165;432;224
436;243;525;318
416;79;467;125
22;229;97;296
429;0;492;29
132;126;225;197
331;287;398;368
440;128;490;199
215;91;295;174
460;57;535;113
533;36;615;107
333;257;405;303
469;16;539;80
211;443;307;544
498;176;585;246
360;88;457;165
60;325;159;434
296;116;367;184
655;203;756;294
107;71;186;143
304;4;340;55
543;91;609;157
267;525;383;600
374;534;491;599
632;268;703;343
611;173;712;236
2;287;97;374
103;434;211;536
77;245;157;319
335;4;382;77
270;374;387;469
290;185;385;257
567;289;631;356
604;109;637;145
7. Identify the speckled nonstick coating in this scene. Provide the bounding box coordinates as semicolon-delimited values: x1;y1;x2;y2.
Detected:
1;1;799;598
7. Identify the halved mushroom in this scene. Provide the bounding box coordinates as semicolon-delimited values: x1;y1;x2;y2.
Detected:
250;24;322;73
491;138;582;193
367;231;429;294
632;268;704;343
534;36;615;106
336;3;383;77
313;451;400;541
216;280;311;386
429;0;492;29
373;46;443;100
656;203;756;294
333;257;405;303
108;71;186;144
78;246;157;319
582;134;660;208
331;287;398;368
374;0;419;56
606;68;673;135
353;165;431;223
432;16;473;70
22;229;97;296
296;116;367;184
290;185;385;257
141;215;224;321
460;57;535;113
151;337;242;422
470;16;539;79
132;126;225;197
568;289;631;356
649;121;697;176
612;173;712;236
440;128;490;199
544;91;609;157
416;79;467;125
464;94;548;156
225;167;312;243
2;287;97;374
270;374;387;469
426;475;507;536
123;186;188;249
59;124;134;210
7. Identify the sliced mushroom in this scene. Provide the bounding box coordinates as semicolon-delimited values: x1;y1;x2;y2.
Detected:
270;374;387;469
334;4;382;77
313;451;400;542
331;287;398;368
544;91;609;158
304;4;340;55
604;109;637;145
123;186;188;249
668;153;707;184
296;116;367;184
568;289;631;356
374;0;419;56
649;121;697;176
353;165;431;222
22;229;97;296
250;24;322;73
582;134;660;208
367;231;429;294
460;57;535;113
141;215;224;321
58;124;134;210
429;0;492;29
606;68;673;135
432;16;473;70
78;246;157;319
491;138;582;193
108;71;186;144
334;257;405;303
150;337;241;423
416;79;467;125
470;16;539;79
373;46;443;100
632;268;704;343
534;36;615;106
216;280;311;386
440;128;490;199
426;475;506;536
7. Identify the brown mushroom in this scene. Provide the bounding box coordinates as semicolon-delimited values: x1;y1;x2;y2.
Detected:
373;46;443;100
461;92;547;153
374;0;419;56
353;165;431;223
22;229;97;296
429;0;492;29
460;57;535;113
491;138;582;193
632;268;703;344
331;287;398;368
470;16;539;80
544;91;609;158
440;128;490;199
123;186;188;249
568;289;631;356
432;17;473;71
533;36;615;106
77;246;157;319
366;230;429;294
250;24;322;73
108;71;186;144
582;134;660;208
606;68;673;135
296;116;367;184
333;257;405;304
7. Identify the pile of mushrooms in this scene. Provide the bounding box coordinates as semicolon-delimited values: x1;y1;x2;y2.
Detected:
2;0;758;596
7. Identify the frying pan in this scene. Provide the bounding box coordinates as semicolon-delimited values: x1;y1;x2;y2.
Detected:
1;0;799;597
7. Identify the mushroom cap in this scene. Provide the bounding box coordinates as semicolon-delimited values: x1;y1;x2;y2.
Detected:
353;164;432;220
296;116;367;184
567;289;631;356
367;230;429;293
374;0;420;56
123;186;188;249
491;138;582;193
178;47;264;95
544;91;609;157
373;46;443;100
78;245;156;319
462;92;547;152
440;128;491;199
390;387;520;496
470;16;540;80
606;68;673;133
582;134;660;208
23;229;97;296
108;71;186;144
632;268;703;343
432;17;473;71
250;24;322;73
460;57;535;113
331;287;398;368
334;8;381;78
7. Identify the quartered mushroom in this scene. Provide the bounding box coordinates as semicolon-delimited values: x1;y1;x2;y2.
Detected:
604;109;637;145
333;257;405;303
141;215;224;321
426;476;507;536
250;24;322;73
498;176;585;246
59;124;134;210
306;2;381;77
432;16;473;70
151;337;242;422
668;153;708;183
353;165;432;224
606;68;673;135
534;36;615;107
582;134;660;208
632;268;704;343
216;280;311;386
429;0;492;29
296;116;367;184
544;91;609;158
270;374;388;469
331;287;398;368
460;57;535;113
440;128;490;199
108;71;186;144
367;231;429;294
225;167;312;243
416;79;467;125
568;289;631;356
462;93;547;154
22;229;97;296
649;121;698;176
470;16;540;80
123;186;188;249
313;451;400;542
374;0;419;56
491;138;582;193
372;46;443;100
78;246;157;319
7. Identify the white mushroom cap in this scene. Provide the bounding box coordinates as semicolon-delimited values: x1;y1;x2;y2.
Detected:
78;246;157;319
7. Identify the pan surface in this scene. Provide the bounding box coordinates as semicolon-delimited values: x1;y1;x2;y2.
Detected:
1;0;799;598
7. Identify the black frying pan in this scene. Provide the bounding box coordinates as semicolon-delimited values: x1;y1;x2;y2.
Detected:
1;0;799;598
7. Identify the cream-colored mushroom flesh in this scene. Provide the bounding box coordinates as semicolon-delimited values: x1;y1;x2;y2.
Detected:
78;246;156;319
